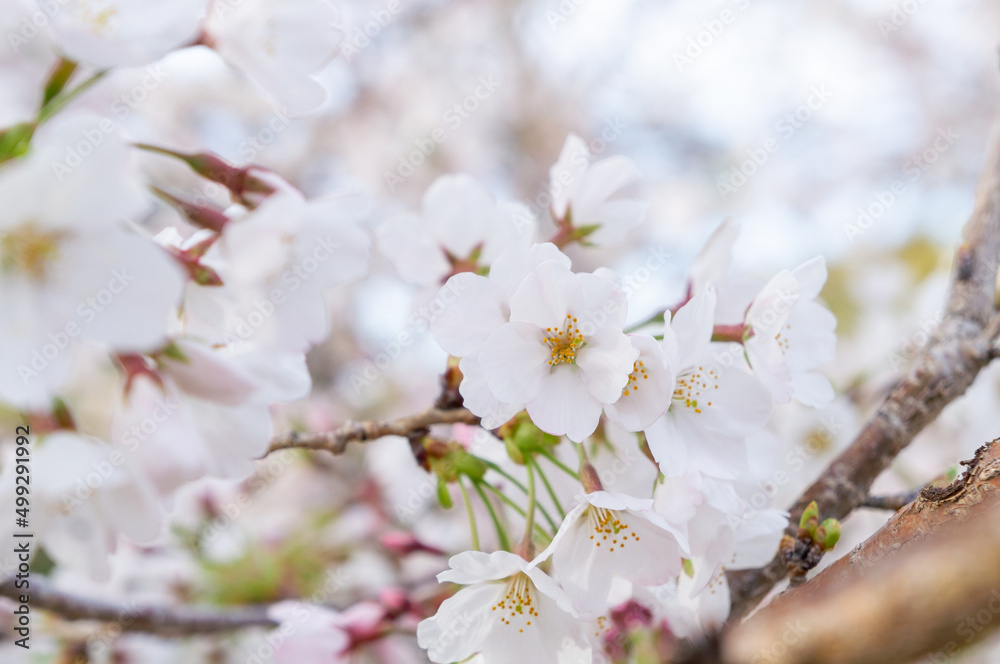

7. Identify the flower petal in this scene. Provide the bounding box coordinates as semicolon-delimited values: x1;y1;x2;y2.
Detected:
479;322;549;404
431;273;508;357
526;366;603;442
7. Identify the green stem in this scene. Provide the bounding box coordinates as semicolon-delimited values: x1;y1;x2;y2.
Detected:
458;479;480;551
482;459;559;529
523;461;537;543
472;481;511;552
477;481;554;543
37;69;109;124
41;58;79;107
482;460;530;495
624;310;666;334
531;456;565;518
539;449;580;481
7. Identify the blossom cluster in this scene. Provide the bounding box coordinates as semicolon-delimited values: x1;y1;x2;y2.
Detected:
402;138;836;663
0;3;840;663
0;0;367;579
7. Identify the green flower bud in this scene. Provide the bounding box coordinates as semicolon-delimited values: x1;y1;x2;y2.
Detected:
799;501;820;538
816;518;842;551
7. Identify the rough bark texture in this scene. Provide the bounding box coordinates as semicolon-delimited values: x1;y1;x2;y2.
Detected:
723;438;1000;664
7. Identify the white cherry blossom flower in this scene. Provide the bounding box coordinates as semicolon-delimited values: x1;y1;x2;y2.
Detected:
643;288;772;479
477;260;637;442
531;491;687;619
688;219;739;297
549;133;645;246
189;186;370;352
417;550;589;664
744;257;837;407
0;116;184;408
111;340;310;494
42;0;207;68
266;601;384;664
0;431;161;579
378;173;536;287
603;334;675;432
431;242;571;428
205;0;344;112
654;472;786;631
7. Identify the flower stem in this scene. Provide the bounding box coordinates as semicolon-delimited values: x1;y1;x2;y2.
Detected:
477;481;556;538
458;478;480;551
624;310;665;334
481;459;559;529
41;58;79;107
482;460;530;495
472;481;511;552
521;461;537;555
37;69;109;124
538;449;580;481
531;456;565;518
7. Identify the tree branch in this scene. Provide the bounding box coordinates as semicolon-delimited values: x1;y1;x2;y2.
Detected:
0;406;479;636
723;437;1000;664
726;116;1000;620
0;576;276;637
266;406;480;455
858;489;920;511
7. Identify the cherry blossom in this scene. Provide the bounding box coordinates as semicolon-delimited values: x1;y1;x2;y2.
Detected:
603;334;675;432
477;259;637;441
187;186;371;352
430;242;571;428
417;550;590;664
549;133;645;246
111;340;310;494
377;173;535;287
41;0;207;68
0;431;161;579
643;288;772;478
531;490;688;619
743;257;837;407
265;601;387;664
204;0;344;112
0;116;184;408
654;472;787;631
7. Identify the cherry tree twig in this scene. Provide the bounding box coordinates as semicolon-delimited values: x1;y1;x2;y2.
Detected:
726;116;1000;620
858;489;920;511
266;406;481;455
0;407;478;636
0;576;276;636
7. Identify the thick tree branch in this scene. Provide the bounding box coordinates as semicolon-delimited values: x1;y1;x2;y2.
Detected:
0;576;276;636
266;406;480;455
726;117;1000;620
723;437;1000;664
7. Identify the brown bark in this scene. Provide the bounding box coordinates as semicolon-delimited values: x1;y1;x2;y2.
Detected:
723;438;1000;664
267;406;480;455
0;575;276;636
